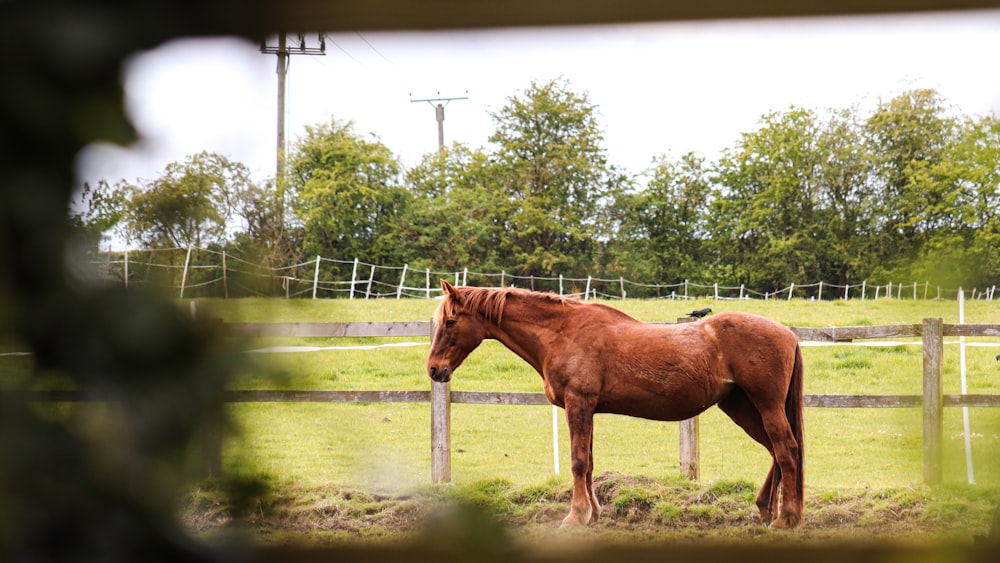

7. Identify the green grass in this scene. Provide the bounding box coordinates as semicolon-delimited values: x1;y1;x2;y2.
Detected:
184;296;1000;493
186;297;1000;493
7;295;1000;544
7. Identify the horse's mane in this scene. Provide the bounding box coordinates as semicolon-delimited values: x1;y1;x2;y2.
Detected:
435;286;579;326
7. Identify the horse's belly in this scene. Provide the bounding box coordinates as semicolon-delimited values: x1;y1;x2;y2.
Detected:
595;385;726;422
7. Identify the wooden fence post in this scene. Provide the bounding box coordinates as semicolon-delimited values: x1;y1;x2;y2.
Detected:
679;417;699;481
431;379;451;483
429;316;451;482
675;316;700;480
922;317;943;485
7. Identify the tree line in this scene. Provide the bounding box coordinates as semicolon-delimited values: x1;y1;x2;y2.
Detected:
73;79;1000;295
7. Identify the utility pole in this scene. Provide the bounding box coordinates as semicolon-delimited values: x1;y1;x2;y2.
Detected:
260;33;326;221
410;92;468;153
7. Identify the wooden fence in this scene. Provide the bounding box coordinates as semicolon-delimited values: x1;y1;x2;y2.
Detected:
19;318;1000;484
213;318;1000;485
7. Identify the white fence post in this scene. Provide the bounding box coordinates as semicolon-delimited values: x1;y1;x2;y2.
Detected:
179;245;193;299
425;268;431;299
350;258;359;299
365;265;375;299
221;251;228;299
312;255;321;299
397;264;408;300
787;283;794;301
584;276;592;300
552;405;560;475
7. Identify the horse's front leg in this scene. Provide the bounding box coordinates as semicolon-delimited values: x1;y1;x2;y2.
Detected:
561;397;597;527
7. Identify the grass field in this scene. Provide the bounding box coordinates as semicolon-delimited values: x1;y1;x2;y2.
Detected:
192;296;1000;494
6;295;1000;545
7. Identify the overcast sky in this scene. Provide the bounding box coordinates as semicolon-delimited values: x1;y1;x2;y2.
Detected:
75;10;1000;190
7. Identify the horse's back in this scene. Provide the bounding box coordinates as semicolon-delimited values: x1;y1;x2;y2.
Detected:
702;311;797;343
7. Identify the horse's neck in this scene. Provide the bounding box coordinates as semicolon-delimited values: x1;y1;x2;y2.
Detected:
486;296;565;375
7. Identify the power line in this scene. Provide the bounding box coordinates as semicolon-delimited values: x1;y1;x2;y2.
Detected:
356;32;397;68
327;37;364;66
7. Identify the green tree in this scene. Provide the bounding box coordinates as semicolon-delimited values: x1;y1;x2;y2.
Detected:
227;176;301;276
864;89;960;275
287;118;409;269
398;144;506;272
487;78;621;276
812;106;879;284
70;179;134;250
710;107;826;290
908;113;1000;289
126;151;254;248
610;152;712;285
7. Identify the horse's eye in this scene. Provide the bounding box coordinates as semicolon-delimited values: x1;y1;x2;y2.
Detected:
445;319;457;328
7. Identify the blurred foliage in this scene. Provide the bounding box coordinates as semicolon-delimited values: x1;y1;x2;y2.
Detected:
0;1;262;562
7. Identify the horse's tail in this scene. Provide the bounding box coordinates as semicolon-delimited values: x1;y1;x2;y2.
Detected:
786;343;805;506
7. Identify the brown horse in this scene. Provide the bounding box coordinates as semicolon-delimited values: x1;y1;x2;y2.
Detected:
427;280;804;529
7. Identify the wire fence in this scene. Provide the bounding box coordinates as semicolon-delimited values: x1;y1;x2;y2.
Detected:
84;246;998;301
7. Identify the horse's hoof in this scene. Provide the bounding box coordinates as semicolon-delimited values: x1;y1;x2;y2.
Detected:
768;515;801;530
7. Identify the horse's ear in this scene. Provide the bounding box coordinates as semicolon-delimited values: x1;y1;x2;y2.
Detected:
440;279;461;302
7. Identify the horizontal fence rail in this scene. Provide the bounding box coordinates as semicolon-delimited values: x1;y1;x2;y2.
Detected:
18;389;1000;409
12;318;1000;484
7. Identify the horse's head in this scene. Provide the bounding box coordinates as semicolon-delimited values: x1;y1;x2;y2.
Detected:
427;280;489;383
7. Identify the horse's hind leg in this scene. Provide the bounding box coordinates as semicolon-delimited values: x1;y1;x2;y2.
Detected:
757;407;802;529
718;389;780;524
587;432;601;521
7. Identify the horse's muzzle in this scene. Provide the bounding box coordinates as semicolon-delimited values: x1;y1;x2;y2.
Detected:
428;366;451;383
